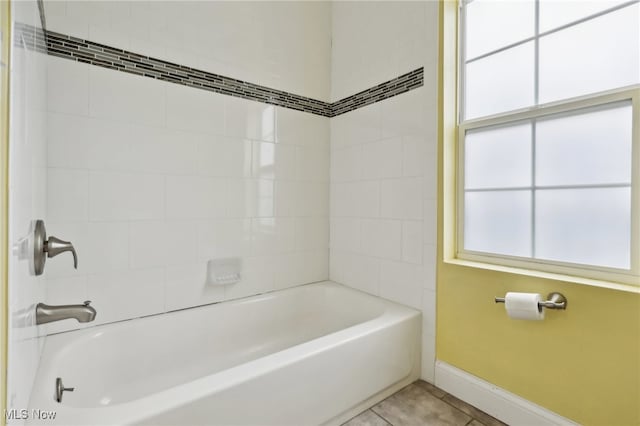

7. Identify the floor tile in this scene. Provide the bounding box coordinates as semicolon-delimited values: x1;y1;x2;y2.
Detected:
415;379;447;399
441;394;506;426
372;384;472;426
342;409;392;426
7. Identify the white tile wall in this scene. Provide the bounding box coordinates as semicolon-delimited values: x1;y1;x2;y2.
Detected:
331;1;433;102
47;56;88;115
46;169;88;222
45;56;329;334
89;66;166;127
43;1;332;101
166;83;225;134
330;1;439;382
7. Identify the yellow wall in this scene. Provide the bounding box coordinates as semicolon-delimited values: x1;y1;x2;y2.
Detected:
436;2;640;425
0;0;10;423
437;266;640;425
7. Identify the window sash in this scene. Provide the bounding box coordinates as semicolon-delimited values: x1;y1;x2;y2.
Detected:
456;87;640;285
459;0;640;122
462;0;638;65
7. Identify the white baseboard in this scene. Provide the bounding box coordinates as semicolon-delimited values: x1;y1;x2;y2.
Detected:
434;361;579;426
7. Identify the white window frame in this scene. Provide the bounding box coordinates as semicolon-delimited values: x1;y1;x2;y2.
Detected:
456;0;640;286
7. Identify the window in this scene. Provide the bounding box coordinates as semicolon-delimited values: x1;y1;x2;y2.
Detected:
458;0;640;284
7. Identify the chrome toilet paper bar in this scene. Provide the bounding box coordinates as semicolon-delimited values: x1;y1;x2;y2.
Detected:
495;292;567;310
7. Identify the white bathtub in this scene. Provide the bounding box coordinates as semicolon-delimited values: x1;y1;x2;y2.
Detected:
28;281;421;425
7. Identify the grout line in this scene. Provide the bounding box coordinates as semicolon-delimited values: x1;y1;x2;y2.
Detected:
439;396;477;423
370;406;394;426
370;408;393;426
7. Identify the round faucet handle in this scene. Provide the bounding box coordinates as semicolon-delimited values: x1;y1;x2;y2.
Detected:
83;300;92;306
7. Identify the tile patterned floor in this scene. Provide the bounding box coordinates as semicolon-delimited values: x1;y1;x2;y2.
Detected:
342;381;507;426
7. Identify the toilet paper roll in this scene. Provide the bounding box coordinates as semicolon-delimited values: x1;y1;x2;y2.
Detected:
504;292;544;320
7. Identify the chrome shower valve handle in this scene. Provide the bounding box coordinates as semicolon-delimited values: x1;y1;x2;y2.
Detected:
45;235;78;269
32;220;78;275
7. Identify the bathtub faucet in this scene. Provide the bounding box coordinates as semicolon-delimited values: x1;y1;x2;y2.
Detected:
36;301;97;325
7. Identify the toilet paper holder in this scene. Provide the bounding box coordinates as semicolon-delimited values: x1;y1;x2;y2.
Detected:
495;292;567;310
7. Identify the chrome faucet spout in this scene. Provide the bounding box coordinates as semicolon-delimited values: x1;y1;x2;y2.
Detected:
36;301;97;325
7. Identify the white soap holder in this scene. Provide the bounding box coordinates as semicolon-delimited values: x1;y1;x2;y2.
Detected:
207;258;242;286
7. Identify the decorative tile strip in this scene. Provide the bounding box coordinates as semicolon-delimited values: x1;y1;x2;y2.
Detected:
331;68;424;116
45;29;333;117
20;23;425;118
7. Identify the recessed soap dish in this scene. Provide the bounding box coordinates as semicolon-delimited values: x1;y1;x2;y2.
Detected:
207;258;242;286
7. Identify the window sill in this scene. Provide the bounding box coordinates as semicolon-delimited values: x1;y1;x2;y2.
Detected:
444;257;640;294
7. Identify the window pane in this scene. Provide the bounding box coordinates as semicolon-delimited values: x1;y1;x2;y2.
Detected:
465;122;532;189
464;190;532;257
539;0;630;33
539;4;640;104
535;188;631;269
465;0;535;60
466;42;535;119
536;102;633;186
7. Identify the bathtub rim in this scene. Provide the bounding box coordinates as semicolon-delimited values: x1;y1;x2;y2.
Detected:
39;280;384;339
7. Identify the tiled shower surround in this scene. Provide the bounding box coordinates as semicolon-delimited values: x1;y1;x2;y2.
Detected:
40;0;437;382
330;1;438;381
44;54;330;334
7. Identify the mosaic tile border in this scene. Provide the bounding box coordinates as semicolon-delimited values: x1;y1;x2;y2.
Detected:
46;29;333;116
21;24;424;117
331;68;424;116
